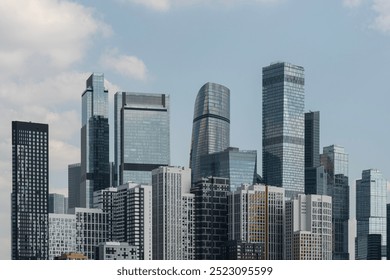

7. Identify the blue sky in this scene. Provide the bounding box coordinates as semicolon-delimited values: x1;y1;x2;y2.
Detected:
1;0;390;259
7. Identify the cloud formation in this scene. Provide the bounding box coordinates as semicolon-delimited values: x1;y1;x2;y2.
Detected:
342;0;363;8
372;0;390;33
101;50;148;81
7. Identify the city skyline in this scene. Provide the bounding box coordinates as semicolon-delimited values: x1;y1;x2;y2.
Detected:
1;0;390;260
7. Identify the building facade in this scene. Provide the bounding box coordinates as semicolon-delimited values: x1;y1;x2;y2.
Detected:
228;184;285;260
68;163;81;209
95;242;138;260
320;145;350;259
80;73;110;208
262;62;305;199
356;169;387;260
49;213;77;260
114;92;170;186
11;121;49;260
200;147;257;192
152;166;194;260
189;82;230;184
285;194;332;260
49;193;67;214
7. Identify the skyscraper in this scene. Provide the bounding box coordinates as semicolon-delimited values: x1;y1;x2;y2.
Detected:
190;82;230;184
356;169;387;260
262;62;305;199
152;166;194;260
68;163;81;209
49;193;67;214
321;144;349;259
11;121;49;260
200;147;257;192
80;73;110;208
304;111;327;195
114;92;170;185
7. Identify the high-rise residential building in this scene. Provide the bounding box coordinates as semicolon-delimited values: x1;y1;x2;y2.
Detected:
49;193;67;214
114;92;170;186
80;73;110;208
152;166;194;260
320;144;350;259
285;194;332;260
356;169;387;260
94;183;153;260
49;213;77;260
304;111;327;195
191;177;229;260
68;163;81;209
190;82;230;184
200;147;257;192
228;184;285;260
68;207;109;260
262;62;305;199
11;121;49;260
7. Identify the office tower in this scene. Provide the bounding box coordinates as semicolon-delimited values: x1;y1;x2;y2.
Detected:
190;82;230;184
304;112;327;195
68;163;81;209
182;192;195;259
262;62;305;199
356;169;387;260
228;184;284;260
80;73;110;208
191;177;229;260
152;166;194;260
49;213;77;260
49;193;67;214
114;92;170;186
94;183;153;260
320;144;349;259
68;207;109;260
200;147;257;192
95;242;138;260
11;121;49;260
285;194;332;260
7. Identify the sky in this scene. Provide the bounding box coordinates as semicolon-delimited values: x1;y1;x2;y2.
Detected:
1;0;390;260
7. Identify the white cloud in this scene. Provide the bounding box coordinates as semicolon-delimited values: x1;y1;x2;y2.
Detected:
101;50;148;81
372;0;390;33
0;0;110;77
342;0;363;8
123;0;280;11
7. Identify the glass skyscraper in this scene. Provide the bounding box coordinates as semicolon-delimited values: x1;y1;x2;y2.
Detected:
190;82;230;184
262;62;305;199
114;92;170;185
80;73;110;208
12;121;49;260
320;144;350;259
200;147;257;192
356;169;387;260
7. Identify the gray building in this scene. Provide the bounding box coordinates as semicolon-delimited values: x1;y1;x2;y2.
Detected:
114;92;170;186
95;242;138;260
262;62;305;199
49;213;77;260
68;163;81;209
356;169;387;260
11;121;49;260
152;166;194;260
80;73;110;208
49;193;67;214
304;111;327;195
200;147;257;192
191;177;229;260
321;144;350;259
189;82;230;184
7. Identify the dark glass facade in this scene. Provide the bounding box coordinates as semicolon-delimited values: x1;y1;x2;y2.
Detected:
190;82;230;184
356;169;387;260
114;92;170;185
321;145;349;259
200;147;257;192
68;163;81;209
80;73;110;207
262;62;305;199
191;177;229;260
12;121;49;260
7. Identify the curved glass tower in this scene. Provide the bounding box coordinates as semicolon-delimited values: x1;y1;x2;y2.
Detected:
189;82;230;184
